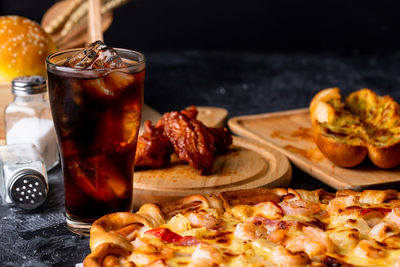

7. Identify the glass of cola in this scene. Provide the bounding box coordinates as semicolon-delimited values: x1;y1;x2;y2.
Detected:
46;41;145;235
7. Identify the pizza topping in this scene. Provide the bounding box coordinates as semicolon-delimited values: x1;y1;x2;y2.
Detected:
302;226;335;253
368;221;399;242
328;228;360;249
253;217;303;232
344;217;371;239
385;207;400;227
174;236;201;247
144;228;182;243
355;240;387;259
308;219;328;231
337;205;363;215
202;230;232;240
233;222;268;241
326;195;359;213
381;234;400;250
186;209;223;230
128;244;173;266
230;205;253;221
279;200;320;216
189;243;225;267
288;188;335;204
270;246;310;266
133;237;150;250
145;259;167;267
166;213;191;233
321;255;348;267
285;235;327;257
254;201;284;219
286;226;335;258
359;189;399;205
360;207;392;216
268;229;288;244
388;199;400;206
361;207;392;227
314;209;330;219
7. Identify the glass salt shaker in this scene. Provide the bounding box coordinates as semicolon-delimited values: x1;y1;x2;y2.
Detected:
4;76;59;171
0;144;48;209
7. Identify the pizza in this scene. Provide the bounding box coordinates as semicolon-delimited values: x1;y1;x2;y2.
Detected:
83;188;400;266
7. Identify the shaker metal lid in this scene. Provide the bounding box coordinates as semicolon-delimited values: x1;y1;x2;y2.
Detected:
11;75;47;95
8;169;48;209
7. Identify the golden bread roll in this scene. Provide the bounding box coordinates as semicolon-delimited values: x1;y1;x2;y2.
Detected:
0;15;57;82
310;88;400;168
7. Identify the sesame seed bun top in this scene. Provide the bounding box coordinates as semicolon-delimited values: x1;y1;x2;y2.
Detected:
0;15;57;82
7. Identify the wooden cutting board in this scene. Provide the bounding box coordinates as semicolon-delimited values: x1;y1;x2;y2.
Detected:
228;108;400;190
133;136;292;208
133;106;291;208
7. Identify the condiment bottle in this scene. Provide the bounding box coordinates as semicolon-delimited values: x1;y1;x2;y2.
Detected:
4;76;59;170
0;144;48;209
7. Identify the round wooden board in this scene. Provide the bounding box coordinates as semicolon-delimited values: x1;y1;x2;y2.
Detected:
133;136;292;208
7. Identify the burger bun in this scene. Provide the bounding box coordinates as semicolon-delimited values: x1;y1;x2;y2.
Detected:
0;15;57;82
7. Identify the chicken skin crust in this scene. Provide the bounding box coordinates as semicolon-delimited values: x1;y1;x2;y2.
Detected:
134;121;173;168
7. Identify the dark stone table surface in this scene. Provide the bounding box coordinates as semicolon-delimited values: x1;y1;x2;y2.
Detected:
1;49;400;266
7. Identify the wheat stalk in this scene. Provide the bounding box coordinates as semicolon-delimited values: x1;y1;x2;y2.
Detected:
44;0;85;34
101;0;131;14
60;1;88;37
58;0;131;37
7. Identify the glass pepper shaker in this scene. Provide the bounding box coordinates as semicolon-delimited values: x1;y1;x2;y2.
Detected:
0;144;48;209
4;76;59;171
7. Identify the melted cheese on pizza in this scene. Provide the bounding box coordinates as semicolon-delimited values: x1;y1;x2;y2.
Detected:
85;189;400;267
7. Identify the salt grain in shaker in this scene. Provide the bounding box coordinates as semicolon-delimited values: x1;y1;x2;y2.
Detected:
0;144;48;209
5;76;59;170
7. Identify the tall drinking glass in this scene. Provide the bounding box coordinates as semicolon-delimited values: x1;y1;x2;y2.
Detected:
46;48;144;235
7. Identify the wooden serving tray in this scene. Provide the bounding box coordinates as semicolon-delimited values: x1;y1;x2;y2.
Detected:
133;136;292;208
228;108;400;190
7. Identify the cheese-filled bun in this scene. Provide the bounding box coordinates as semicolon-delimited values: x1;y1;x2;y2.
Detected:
0;15;57;82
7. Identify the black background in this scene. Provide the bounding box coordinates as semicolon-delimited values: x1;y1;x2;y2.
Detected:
2;0;400;51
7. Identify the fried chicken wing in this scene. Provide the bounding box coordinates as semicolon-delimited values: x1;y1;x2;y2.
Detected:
135;106;232;175
208;127;233;153
159;110;216;175
180;105;198;120
135;121;172;168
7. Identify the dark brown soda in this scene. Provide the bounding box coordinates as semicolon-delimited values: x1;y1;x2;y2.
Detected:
47;69;144;222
